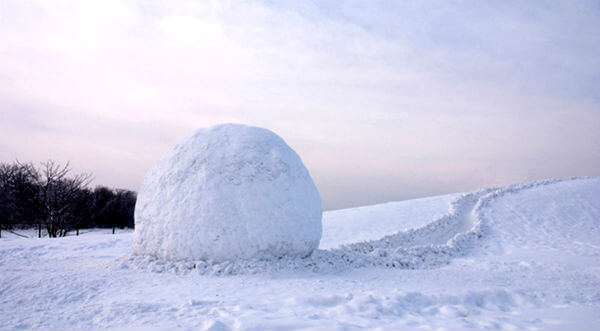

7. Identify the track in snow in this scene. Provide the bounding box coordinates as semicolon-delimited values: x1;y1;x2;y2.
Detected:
118;177;586;275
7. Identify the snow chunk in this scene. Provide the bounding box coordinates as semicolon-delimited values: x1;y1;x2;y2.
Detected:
133;124;322;262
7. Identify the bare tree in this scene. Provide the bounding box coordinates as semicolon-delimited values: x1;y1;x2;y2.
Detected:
37;161;91;237
0;162;39;229
2;160;135;235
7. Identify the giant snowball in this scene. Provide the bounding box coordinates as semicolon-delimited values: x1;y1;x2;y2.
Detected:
133;124;322;262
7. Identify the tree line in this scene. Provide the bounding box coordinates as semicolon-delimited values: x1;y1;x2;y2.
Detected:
0;160;136;237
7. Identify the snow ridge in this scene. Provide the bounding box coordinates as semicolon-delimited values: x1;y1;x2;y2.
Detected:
116;177;587;275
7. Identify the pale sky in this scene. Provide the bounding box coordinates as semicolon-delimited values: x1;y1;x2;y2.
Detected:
1;0;599;210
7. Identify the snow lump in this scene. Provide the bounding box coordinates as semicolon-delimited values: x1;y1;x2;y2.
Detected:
133;124;322;262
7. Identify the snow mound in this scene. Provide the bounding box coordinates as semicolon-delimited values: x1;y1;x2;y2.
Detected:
133;124;322;262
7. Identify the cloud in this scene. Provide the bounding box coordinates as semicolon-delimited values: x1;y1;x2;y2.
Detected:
1;0;599;209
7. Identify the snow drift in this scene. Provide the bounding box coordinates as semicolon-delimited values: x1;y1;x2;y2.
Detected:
133;123;322;262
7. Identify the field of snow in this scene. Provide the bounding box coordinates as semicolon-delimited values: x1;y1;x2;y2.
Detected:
1;177;599;330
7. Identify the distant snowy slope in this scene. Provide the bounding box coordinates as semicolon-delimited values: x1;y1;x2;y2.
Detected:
480;177;600;259
320;193;460;249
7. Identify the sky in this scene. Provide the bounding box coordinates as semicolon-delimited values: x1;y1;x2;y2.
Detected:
1;0;599;210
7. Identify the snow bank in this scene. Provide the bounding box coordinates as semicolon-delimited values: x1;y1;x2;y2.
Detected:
133;124;322;262
320;193;460;249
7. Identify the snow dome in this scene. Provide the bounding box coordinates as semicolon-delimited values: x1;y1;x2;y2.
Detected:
133;124;322;262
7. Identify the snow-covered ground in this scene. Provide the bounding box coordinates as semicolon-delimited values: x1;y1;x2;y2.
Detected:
1;177;599;330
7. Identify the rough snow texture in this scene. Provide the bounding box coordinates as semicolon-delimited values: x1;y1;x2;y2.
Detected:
2;177;600;330
133;124;322;262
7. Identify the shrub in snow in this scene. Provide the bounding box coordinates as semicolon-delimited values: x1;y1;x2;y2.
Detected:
133;124;322;262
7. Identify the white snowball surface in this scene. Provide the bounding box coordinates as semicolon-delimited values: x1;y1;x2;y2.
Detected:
133;124;322;262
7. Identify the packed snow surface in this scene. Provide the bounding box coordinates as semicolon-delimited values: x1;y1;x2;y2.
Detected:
134;124;322;262
1;177;600;330
320;193;459;249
